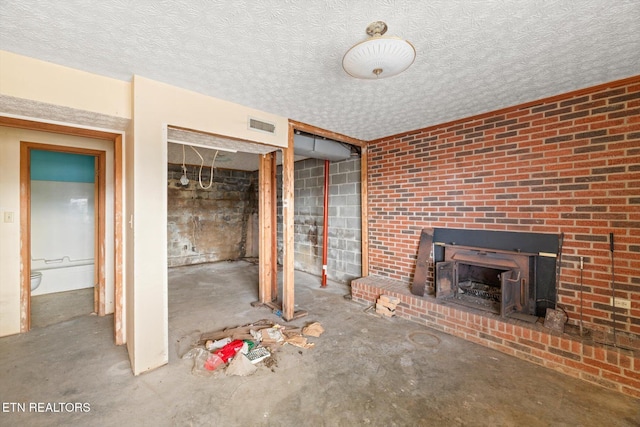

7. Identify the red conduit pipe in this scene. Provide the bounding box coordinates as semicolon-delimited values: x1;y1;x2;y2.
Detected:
321;159;329;287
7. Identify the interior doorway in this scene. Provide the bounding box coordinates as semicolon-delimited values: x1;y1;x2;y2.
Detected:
20;141;107;331
0;116;123;345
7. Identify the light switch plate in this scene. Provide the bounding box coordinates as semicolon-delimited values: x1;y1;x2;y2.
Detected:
3;211;14;223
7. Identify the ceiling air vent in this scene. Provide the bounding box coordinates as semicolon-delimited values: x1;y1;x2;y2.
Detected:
248;117;276;135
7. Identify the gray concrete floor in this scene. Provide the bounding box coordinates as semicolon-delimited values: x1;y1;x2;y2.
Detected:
31;287;94;328
1;260;638;426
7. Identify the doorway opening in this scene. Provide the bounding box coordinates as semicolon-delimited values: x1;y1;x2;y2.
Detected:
166;126;278;352
21;141;107;330
30;149;98;327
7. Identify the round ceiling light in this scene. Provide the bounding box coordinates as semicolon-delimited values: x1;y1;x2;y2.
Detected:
342;21;416;79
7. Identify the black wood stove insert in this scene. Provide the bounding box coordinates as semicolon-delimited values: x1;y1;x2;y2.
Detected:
436;245;534;316
432;229;560;318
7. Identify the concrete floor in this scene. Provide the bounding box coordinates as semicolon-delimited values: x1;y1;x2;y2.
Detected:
1;261;638;426
31;287;94;328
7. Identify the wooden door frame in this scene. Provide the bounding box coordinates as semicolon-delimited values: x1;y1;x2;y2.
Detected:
3;116;124;345
266;120;367;321
20;142;106;329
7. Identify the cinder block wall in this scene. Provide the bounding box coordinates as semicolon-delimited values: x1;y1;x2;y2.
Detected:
366;77;640;337
328;159;363;282
277;158;362;283
167;164;258;267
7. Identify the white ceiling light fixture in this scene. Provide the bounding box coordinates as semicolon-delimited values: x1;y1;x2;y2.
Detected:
342;21;416;79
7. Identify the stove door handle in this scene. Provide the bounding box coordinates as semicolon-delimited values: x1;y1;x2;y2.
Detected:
503;270;521;282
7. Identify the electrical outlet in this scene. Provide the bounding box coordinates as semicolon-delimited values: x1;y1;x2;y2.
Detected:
612;298;631;309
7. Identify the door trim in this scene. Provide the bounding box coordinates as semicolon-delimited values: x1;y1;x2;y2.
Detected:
3;115;124;345
20;142;107;329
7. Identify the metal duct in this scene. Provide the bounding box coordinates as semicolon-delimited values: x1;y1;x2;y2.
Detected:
293;133;352;161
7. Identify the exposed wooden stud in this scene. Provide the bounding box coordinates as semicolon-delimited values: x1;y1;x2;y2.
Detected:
270;152;278;300
258;152;274;303
97;151;107;316
360;145;369;276
288;119;365;147
283;119;368;314
282;124;296;321
19;142;30;333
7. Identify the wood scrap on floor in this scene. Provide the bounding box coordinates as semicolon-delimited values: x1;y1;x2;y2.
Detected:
198;319;273;344
376;294;400;317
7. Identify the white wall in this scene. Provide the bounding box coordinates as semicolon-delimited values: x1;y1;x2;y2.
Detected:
0;127;115;336
31;180;95;295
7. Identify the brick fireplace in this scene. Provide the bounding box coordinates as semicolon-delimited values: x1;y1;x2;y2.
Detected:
354;76;640;398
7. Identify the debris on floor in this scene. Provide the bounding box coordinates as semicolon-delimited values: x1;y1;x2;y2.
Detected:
245;346;271;364
184;320;325;376
256;326;285;344
283;332;314;349
302;321;324;337
205;337;232;351
225;351;258;376
376;294;400;317
198;319;273;344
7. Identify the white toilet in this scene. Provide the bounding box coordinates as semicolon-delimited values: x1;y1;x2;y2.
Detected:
30;271;42;291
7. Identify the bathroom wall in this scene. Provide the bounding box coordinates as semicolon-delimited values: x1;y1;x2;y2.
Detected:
31;150;95;295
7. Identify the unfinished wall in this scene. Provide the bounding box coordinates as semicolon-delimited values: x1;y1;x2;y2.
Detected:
167;164;258;267
328;159;362;283
289;159;323;274
278;157;362;284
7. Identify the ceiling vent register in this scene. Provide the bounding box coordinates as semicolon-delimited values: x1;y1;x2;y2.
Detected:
248;117;276;134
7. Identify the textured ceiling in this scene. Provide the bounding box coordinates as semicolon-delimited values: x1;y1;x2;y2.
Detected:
1;1;639;141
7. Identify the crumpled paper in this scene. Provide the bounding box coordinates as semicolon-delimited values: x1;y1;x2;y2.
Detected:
302;322;324;337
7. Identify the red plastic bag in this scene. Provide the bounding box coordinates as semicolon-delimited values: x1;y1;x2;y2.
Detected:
213;339;244;362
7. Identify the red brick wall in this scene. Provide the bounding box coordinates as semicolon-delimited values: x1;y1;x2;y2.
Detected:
366;76;640;337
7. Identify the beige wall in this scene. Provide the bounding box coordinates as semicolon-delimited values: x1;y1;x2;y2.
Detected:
0;51;130;119
0;127;115;337
0;130;21;334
